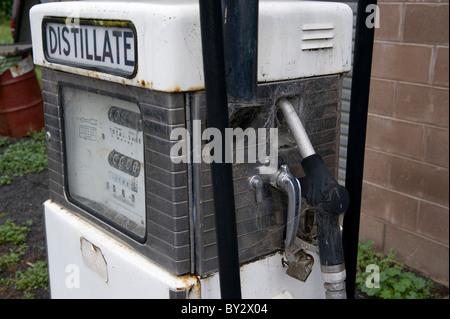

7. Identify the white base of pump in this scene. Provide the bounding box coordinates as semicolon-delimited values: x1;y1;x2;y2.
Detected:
44;200;326;299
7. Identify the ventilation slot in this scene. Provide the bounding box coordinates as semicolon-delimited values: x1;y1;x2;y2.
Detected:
301;23;334;51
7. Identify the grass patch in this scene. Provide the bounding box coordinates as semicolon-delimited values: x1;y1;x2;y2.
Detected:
0;137;8;148
35;65;42;88
0;219;32;245
0;244;26;270
0;129;48;186
0;219;48;299
0;17;13;44
13;260;49;295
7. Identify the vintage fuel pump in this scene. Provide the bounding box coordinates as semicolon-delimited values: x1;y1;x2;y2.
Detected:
30;0;353;298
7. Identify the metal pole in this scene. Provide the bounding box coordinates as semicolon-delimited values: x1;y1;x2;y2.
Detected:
343;0;377;299
198;0;242;299
222;0;259;103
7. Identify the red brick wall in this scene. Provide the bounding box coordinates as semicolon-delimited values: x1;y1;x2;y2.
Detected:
359;0;449;283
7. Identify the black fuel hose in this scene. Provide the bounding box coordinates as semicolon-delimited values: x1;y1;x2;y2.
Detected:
300;153;349;298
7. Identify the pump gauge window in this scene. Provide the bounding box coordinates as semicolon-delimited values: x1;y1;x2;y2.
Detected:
62;86;146;241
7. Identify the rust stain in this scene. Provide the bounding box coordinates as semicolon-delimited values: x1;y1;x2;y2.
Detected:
78;68;103;79
161;85;205;93
178;275;201;299
180;276;193;287
41;61;205;93
186;85;205;92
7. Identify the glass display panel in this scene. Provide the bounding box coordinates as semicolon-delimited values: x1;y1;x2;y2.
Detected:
62;86;145;240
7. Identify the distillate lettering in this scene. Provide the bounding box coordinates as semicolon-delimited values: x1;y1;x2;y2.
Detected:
46;24;136;70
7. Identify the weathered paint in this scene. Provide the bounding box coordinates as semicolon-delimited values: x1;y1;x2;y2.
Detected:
44;200;199;298
30;0;352;92
45;199;327;298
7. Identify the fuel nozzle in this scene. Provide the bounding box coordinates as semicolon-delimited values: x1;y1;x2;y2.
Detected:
299;154;349;215
278;98;349;299
300;154;349;299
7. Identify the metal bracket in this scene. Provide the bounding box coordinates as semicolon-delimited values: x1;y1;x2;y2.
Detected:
273;165;302;248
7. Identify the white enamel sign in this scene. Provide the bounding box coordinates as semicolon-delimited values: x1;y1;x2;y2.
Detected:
43;18;137;78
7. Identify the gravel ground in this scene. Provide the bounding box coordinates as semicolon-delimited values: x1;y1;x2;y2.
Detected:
0;170;49;299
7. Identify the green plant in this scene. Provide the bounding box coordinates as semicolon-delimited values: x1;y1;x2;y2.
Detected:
0;137;9;148
0;218;48;298
35;65;42;88
13;260;49;293
0;244;26;270
356;239;434;299
0;14;13;44
0;219;32;244
0;129;48;186
29;128;46;142
0;175;11;186
0;0;13;21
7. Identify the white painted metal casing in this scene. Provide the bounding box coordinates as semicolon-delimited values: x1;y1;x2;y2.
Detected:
30;0;353;92
33;0;353;298
45;200;326;298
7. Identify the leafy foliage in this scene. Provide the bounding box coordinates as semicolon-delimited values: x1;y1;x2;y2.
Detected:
356;239;434;299
0;137;8;148
0;219;48;298
0;0;13;20
13;260;49;293
0;219;32;244
0;129;48;186
0;244;26;270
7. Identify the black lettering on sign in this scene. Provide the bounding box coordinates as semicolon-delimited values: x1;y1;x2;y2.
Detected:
48;26;57;54
123;31;135;67
85;28;93;60
57;26;61;55
93;29;102;62
70;27;79;57
112;30;122;65
43;18;137;78
102;30;113;63
62;27;70;56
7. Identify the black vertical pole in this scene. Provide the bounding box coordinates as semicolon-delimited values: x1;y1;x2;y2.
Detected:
198;0;241;299
222;0;259;102
343;0;377;299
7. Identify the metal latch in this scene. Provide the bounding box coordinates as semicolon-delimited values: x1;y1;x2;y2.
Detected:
251;164;302;249
270;165;302;248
